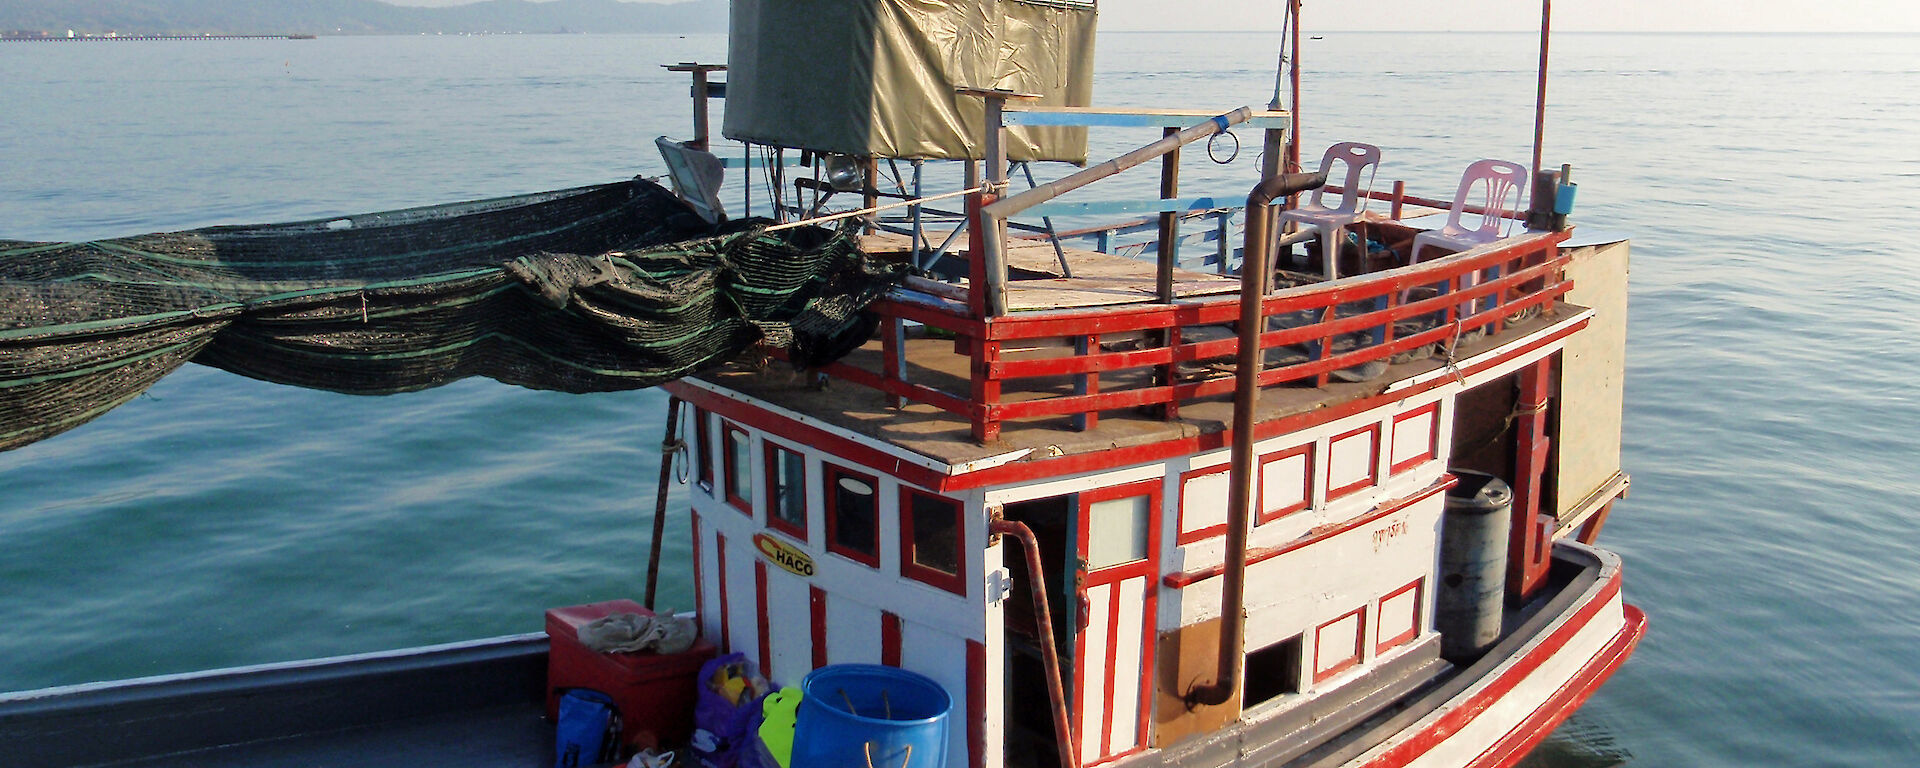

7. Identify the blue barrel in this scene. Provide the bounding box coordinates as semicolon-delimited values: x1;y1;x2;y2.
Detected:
791;664;951;768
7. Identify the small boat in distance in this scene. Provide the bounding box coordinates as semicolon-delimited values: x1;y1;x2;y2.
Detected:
0;3;1640;767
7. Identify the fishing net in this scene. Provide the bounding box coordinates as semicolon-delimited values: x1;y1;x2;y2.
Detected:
0;178;905;452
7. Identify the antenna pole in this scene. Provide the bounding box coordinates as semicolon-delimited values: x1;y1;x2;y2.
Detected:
1531;0;1552;177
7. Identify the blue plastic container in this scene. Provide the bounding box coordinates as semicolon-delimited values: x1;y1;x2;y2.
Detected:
791;664;951;768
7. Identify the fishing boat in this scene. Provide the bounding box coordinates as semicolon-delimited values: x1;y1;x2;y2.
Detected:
0;2;1640;767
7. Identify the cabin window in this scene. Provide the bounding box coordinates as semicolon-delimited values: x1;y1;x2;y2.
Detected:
692;407;714;492
1244;635;1304;706
825;464;880;567
1086;494;1150;569
766;443;808;540
900;488;964;594
723;424;753;515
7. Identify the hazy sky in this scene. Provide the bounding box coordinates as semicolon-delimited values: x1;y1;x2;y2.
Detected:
380;0;1920;33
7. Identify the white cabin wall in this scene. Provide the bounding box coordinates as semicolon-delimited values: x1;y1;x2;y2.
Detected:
678;407;989;768
825;597;883;666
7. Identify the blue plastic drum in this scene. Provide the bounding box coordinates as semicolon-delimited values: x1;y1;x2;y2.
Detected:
791;664;951;768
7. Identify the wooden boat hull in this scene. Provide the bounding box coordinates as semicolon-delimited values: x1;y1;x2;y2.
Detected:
0;544;1636;768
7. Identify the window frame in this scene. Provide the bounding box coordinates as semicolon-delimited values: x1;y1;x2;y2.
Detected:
899;486;966;595
1313;606;1368;684
823;463;882;568
1256;442;1315;525
1374;578;1425;655
722;423;753;516
1325;423;1382;501
764;441;809;542
692;407;715;492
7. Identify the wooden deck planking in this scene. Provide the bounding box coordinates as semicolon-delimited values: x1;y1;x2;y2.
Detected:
858;231;1239;310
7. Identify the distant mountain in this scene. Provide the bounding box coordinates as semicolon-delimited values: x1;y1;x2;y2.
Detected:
0;0;727;36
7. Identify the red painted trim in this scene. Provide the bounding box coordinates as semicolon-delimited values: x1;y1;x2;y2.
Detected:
1326;423;1382;501
1375;577;1425;655
1073;478;1162;762
716;531;731;653
691;512;706;639
671;314;1587;496
722;423;753;516
1469;605;1647;768
868;297;984;338
763;440;808;542
967;639;987;768
881;611;902;667
810;356;971;417
1099;582;1121;753
809;585;828;670
1389;402;1441;474
1166;475;1456;588
1256;443;1314;525
663;381;949;492
1314;606;1368;684
1176;462;1233;544
961;318;1585;491
984;235;1566;341
755;560;772;679
1510;358;1555;601
1358;566;1626;768
693;407;714;491
823;462;882;568
899;486;968;595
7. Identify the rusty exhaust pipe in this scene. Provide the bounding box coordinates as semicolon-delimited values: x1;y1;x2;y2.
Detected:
1187;171;1325;708
990;519;1079;768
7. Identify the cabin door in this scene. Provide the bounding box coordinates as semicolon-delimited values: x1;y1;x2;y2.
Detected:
1072;479;1161;764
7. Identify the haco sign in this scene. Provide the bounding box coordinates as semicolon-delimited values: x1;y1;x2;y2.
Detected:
753;532;816;577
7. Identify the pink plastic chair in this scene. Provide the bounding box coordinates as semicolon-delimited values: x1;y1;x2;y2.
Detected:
1404;159;1530;316
1280;141;1382;280
1407;159;1530;264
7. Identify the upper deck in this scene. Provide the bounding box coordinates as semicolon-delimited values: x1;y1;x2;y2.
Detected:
660;91;1584;472
676;219;1576;468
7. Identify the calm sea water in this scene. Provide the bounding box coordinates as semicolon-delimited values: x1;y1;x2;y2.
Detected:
3;30;1918;767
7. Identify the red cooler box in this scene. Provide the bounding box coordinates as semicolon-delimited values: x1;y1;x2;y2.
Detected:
545;599;716;750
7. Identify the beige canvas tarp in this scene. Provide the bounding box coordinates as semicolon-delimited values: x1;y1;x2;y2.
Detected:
724;0;1096;164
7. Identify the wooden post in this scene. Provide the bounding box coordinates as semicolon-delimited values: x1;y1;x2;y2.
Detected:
1509;357;1555;602
664;62;726;151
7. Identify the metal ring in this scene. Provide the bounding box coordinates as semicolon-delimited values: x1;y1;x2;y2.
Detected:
1208;130;1241;164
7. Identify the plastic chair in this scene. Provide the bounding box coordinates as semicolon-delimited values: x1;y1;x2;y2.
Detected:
1280;141;1382;280
656;136;728;225
1404;159;1530;316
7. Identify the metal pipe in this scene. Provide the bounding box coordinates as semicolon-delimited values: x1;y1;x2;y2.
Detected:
983;108;1253;219
1156;127;1181;302
1532;0;1552;177
981;97;1012;316
644;396;686;610
1187;170;1325;707
1287;0;1303;176
989;519;1078;768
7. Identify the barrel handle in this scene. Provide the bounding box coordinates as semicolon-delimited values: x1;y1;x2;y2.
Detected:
864;742;913;768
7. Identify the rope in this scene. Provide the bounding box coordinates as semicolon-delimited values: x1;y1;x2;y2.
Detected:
764;187;985;233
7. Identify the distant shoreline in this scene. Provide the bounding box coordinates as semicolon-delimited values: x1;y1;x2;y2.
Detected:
1;34;316;42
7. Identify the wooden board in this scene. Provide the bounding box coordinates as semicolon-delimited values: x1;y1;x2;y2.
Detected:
859;230;1239;311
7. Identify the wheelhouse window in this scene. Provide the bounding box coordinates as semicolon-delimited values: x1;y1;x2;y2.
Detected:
825;464;880;567
900;488;964;594
765;443;808;540
723;424;752;515
1086;494;1151;569
692;407;714;492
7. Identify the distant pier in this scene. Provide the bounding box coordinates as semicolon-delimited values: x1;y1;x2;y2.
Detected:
0;34;317;42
